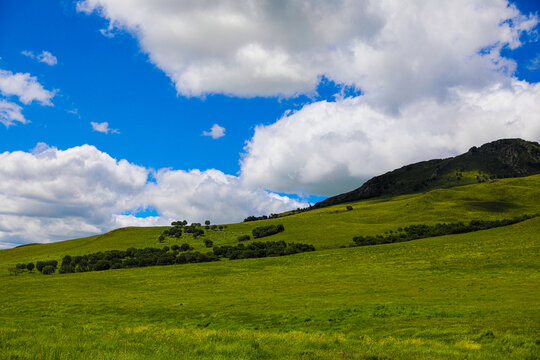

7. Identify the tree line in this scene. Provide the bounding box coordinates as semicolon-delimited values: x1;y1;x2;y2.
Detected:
252;224;285;238
212;240;315;260
351;214;537;247
158;220;227;243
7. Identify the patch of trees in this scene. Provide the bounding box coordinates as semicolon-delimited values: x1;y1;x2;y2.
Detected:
237;235;251;242
7;262;35;276
30;244;217;275
243;213;279;222
351;214;538;247
212;241;315;260
158;220;228;242
29;238;315;275
252;224;285;239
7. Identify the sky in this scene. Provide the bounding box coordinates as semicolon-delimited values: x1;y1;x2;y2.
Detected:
0;0;539;249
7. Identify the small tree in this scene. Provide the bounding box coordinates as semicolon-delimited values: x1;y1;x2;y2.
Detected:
205;220;211;226
26;262;35;272
346;206;353;211
204;239;213;248
158;235;165;243
42;266;55;275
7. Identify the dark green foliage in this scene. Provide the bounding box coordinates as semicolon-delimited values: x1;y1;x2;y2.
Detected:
15;263;26;270
213;241;314;260
36;260;57;273
203;239;213;248
243;213;279;222
205;220;211;226
237;235;251;242
184;226;204;238
26;262;34;271
171;244;180;251
41;266;55;275
252;224;285;239
93;260;111;271
352;214;537;247
180;243;193;252
346;206;353;211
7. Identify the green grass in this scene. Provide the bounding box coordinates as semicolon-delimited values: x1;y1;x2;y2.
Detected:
1;175;539;359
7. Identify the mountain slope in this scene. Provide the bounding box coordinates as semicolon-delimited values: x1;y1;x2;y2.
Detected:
314;138;540;209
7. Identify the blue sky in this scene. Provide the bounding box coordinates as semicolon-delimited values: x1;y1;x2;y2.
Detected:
0;0;539;248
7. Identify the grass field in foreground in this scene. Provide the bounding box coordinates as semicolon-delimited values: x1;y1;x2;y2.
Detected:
1;216;539;359
1;174;539;270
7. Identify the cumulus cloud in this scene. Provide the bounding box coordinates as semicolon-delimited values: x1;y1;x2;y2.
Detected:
78;0;536;106
0;69;55;105
91;121;119;134
0;144;305;248
0;100;27;127
202;124;226;139
22;50;58;66
241;80;540;195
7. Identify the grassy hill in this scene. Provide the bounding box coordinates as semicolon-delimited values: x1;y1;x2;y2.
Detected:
1;174;539;268
1;174;539;359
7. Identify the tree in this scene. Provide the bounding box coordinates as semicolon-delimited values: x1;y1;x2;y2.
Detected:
42;266;55;275
205;220;211;226
204;239;213;248
158;235;165;243
346;206;353;211
26;262;35;272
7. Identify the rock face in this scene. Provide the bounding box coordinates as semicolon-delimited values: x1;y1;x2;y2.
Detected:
313;138;540;209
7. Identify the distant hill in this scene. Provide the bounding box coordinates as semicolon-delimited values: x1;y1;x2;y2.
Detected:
314;138;540;209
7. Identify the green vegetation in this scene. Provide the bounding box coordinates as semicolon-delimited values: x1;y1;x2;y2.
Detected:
1;174;539;358
252;224;285;238
351;214;537;246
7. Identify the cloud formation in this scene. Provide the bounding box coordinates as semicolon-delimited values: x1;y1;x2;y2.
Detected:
202;124;226;139
91;121;119;134
78;0;536;107
22;50;58;66
0;100;27;127
241;80;540;195
0;69;55;105
0;144;305;249
0;68;55;127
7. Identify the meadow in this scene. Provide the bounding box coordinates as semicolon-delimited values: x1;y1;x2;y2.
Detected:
1;175;539;359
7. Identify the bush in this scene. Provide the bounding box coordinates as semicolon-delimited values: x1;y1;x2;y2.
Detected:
171;244;180;251
346;206;353;211
204;239;213;248
252;224;285;239
26;262;35;271
93;260;111;271
42;266;55;275
238;235;251;242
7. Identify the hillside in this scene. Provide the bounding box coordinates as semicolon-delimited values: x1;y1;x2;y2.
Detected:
1;217;539;359
314;138;540;209
1;174;539;268
1;174;540;359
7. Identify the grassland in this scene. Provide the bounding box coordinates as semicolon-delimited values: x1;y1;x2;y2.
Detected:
1;175;539;359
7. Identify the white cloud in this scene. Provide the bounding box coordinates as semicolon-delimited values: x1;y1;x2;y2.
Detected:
91;121;119;134
241;80;540;195
0;144;305;248
0;100;27;127
202;124;226;139
22;50;58;66
78;0;536;106
0;69;55;105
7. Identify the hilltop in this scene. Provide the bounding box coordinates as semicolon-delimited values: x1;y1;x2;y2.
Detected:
314;138;540;209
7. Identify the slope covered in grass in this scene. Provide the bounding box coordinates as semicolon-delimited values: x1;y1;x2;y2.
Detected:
1;174;539;269
1;216;539;359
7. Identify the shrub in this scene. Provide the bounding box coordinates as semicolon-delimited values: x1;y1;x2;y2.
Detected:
346;205;353;211
26;262;35;271
204;239;213;248
252;224;285;239
171;244;180;251
180;243;193;252
93;260;111;271
42;266;55;275
238;235;251;242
